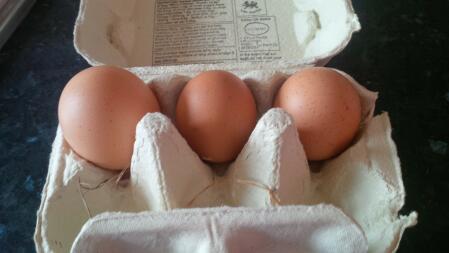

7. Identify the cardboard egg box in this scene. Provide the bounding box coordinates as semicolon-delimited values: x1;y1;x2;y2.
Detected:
34;0;417;252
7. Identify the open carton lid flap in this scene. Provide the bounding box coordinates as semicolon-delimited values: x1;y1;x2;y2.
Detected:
71;205;368;253
74;0;360;70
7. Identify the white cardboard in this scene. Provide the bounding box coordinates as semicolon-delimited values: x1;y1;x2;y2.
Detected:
74;0;360;69
228;108;311;207
130;113;215;211
71;205;368;253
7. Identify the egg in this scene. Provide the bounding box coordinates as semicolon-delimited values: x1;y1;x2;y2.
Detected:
274;67;361;161
58;66;160;170
176;70;257;163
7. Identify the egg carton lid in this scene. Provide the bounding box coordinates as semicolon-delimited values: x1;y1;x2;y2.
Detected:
74;0;360;72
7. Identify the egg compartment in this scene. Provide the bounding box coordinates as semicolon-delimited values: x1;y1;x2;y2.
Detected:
35;69;417;253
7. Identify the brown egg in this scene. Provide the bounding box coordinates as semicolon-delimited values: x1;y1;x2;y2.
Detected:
274;67;361;161
58;66;160;170
176;70;257;163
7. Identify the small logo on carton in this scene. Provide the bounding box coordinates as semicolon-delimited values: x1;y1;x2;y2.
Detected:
242;1;259;10
238;0;266;16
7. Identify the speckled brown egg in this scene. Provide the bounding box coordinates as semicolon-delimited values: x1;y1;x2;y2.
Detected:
58;66;160;170
274;67;362;161
176;70;257;163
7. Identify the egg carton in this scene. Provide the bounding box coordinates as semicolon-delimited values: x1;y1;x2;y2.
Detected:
34;68;417;253
34;0;417;252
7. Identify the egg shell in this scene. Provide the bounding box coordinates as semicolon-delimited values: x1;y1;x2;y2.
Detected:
58;66;160;170
36;69;416;253
274;67;362;161
175;70;257;163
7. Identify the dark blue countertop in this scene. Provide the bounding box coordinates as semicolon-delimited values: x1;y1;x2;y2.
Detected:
0;0;448;252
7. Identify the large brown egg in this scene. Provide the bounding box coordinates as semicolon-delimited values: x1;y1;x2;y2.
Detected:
176;70;257;163
58;66;160;170
274;67;362;161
